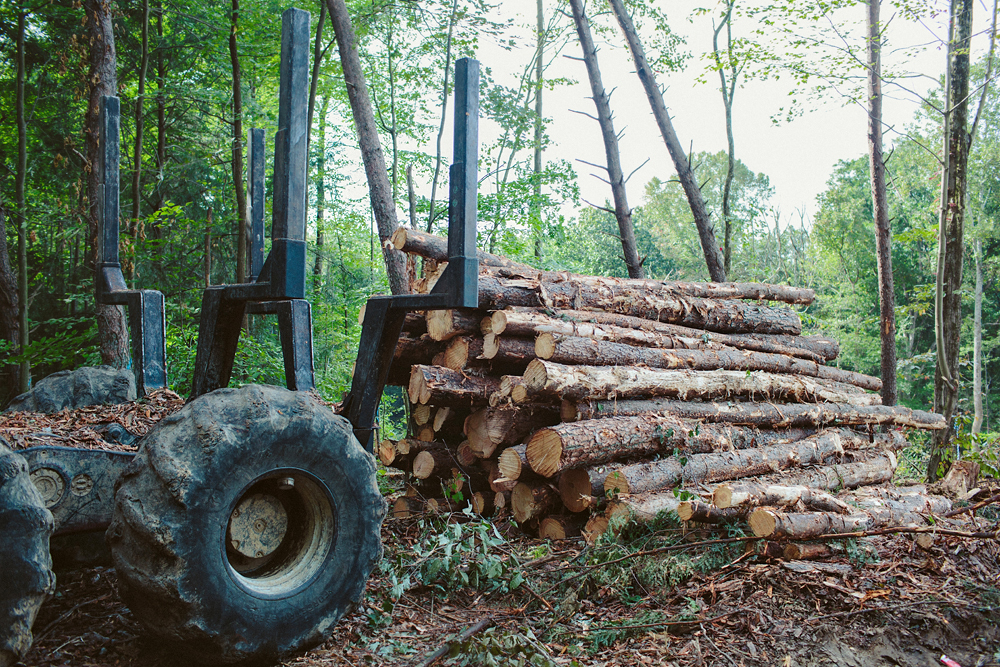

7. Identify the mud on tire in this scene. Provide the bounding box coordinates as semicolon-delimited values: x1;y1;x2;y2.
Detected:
107;385;387;664
0;438;55;667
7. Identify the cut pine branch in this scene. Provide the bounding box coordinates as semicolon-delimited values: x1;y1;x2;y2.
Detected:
563;398;943;430
536;334;880;391
523;360;879;405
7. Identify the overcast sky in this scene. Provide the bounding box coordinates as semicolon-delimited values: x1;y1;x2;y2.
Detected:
465;0;971;227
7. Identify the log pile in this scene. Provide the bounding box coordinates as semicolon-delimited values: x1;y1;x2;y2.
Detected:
380;229;952;543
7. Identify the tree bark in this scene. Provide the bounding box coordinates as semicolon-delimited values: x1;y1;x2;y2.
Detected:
568;0;644;278
749;493;951;538
867;0;898;407
230;0;248;284
523;359;879;406
85;0;129;368
482;334;536;369
407;364;502;406
203;208;212;287
487;265;815;304
314;96;328;282
536;334;880;391
563;398;944;430
606;494;680;525
491;308;835;361
929;0;974;480
154;0;166;211
131;0;150;230
712;453;899;508
15;10;29;392
712;1;737;276
608;0;726;282
972;237;983;436
478;276;802;335
533;0;545;261
0;202;20;402
325;0;407;293
676;501;744;524
525;413;845;478
713;484;850;513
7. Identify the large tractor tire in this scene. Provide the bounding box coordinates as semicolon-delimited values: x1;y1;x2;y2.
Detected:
107;385;386;664
0;438;56;667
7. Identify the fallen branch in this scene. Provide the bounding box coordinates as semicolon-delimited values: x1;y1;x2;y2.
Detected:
414;617;494;667
943;492;1000;518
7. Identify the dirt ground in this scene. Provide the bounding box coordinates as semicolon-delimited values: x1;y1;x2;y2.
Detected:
20;510;1000;667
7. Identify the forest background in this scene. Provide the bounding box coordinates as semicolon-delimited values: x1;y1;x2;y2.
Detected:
0;0;998;480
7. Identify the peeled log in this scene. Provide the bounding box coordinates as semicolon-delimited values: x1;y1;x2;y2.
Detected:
492;308;838;361
478;275;802;335
537;334;880;391
713;453;898;508
511;482;559;523
408;365;502;406
523;360;879;406
564;398;944;430
427;309;487;341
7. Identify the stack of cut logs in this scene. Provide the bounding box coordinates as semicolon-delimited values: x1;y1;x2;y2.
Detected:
379;229;951;542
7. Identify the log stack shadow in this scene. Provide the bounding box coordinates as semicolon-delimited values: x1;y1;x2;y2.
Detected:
382;229;951;542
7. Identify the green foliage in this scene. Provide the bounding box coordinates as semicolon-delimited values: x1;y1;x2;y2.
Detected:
439;627;563;667
380;515;524;601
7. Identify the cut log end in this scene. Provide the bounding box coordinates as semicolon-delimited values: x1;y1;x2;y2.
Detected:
523;358;548;392
603;470;630;496
713;485;734;509
748;509;778;537
526;428;563;478
535;332;557;359
498;445;525;480
583;515;610;545
539;515;582;540
558;468;595;513
378;439;396;466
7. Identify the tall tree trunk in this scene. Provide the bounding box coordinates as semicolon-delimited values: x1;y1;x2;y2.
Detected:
314;97;328;282
307;0;326;146
230;0;248;284
533;0;544;261
326;0;408;294
427;0;459;233
867;0;898;407
712;0;737;277
568;0;644;279
972;237;983;437
204;208;212;288
387;4;399;199
608;0;726;282
16;10;29;392
929;0;973;481
0;198;20;402
154;0;166;212
131;0;150;231
86;0;129;368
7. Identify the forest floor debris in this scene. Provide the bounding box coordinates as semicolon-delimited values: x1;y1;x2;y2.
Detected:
21;489;1000;667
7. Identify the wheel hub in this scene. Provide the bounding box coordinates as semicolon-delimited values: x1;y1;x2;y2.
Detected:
227;493;289;559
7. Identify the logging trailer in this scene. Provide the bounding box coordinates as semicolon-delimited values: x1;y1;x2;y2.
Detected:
0;8;480;664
